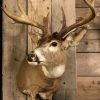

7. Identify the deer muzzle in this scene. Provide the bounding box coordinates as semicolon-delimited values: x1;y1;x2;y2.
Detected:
27;53;40;63
27;49;46;65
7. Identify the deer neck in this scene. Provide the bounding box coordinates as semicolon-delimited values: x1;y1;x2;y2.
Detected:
41;64;66;78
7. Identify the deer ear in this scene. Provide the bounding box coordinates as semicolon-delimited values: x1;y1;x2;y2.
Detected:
62;27;87;48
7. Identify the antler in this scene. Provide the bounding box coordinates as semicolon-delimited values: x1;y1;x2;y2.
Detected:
42;13;49;34
2;0;49;34
59;0;96;40
59;7;67;33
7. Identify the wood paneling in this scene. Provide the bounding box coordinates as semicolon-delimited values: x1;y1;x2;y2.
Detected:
77;77;100;95
2;0;27;100
76;53;100;76
77;96;100;100
77;40;100;52
76;0;100;8
77;77;100;100
76;8;100;29
83;30;100;40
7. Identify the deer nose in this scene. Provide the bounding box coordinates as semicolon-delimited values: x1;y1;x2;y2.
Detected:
27;53;36;62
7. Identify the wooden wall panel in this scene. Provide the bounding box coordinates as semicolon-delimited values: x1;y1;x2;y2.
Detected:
77;77;100;100
77;40;100;52
77;96;100;100
2;0;27;100
83;30;100;40
76;53;100;76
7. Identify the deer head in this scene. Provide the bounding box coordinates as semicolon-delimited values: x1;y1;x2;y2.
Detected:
2;0;95;78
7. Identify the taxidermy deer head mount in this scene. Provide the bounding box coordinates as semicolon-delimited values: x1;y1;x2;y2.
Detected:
2;0;95;100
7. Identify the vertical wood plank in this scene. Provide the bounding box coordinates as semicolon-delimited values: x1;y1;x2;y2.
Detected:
52;0;76;100
3;0;27;100
28;0;51;52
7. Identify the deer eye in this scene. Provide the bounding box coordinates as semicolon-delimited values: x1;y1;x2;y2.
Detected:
51;42;58;47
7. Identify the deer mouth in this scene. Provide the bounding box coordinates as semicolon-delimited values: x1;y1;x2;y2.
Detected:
27;53;43;64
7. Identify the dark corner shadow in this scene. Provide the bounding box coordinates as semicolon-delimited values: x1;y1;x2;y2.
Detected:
0;0;2;100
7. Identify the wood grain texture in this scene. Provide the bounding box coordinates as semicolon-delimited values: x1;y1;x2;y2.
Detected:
76;53;100;76
83;29;100;40
76;40;100;52
76;0;100;8
2;0;27;100
77;96;100;100
52;0;76;100
77;77;100;100
76;8;100;29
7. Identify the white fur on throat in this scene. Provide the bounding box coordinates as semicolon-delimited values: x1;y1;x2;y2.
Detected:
42;65;65;78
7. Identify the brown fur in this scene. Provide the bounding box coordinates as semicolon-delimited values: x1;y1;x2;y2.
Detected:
16;58;62;100
16;26;89;100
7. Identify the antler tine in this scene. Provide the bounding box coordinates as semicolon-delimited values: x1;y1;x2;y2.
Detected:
29;0;44;31
42;12;49;34
1;2;44;30
59;7;66;32
59;0;96;40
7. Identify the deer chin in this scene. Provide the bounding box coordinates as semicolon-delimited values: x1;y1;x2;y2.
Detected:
27;61;38;66
27;59;44;66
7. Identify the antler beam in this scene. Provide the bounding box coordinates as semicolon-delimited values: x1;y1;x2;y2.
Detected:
1;0;44;30
59;7;67;33
59;0;96;40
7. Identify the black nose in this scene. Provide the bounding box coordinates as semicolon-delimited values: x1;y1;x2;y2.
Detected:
27;54;35;62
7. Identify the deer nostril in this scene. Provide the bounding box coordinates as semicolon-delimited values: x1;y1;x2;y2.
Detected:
32;54;36;57
28;53;36;57
27;54;33;62
27;53;38;62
